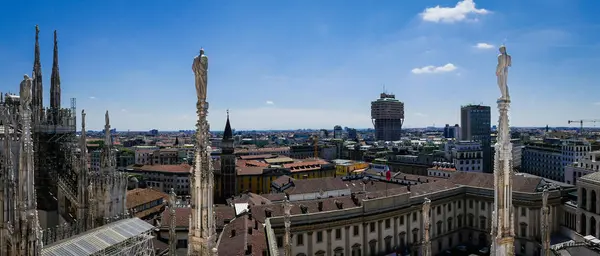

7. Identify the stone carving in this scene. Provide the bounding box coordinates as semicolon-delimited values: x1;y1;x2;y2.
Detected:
496;45;512;101
192;48;209;103
20;74;33;107
105;110;110;127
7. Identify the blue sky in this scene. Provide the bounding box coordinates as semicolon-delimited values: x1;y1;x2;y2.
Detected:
2;0;600;131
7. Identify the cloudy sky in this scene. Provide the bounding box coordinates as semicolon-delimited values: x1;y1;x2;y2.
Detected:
2;0;600;131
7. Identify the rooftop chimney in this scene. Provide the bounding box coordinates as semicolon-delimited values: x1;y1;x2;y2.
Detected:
231;229;236;237
407;185;411;191
335;200;343;209
254;220;258;229
248;227;253;235
245;245;253;255
265;209;272;218
318;201;323;211
248;213;252;220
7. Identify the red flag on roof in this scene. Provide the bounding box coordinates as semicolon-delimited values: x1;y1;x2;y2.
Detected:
385;165;391;181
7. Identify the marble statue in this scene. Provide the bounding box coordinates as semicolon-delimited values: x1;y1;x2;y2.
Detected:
105;110;110;126
496;45;512;101
20;74;33;107
192;48;209;102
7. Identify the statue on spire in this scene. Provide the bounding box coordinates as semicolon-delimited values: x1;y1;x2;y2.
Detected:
192;48;209;103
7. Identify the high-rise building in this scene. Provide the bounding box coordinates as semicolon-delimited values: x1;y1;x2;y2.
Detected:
443;124;460;139
460;104;492;172
333;125;342;139
371;93;404;141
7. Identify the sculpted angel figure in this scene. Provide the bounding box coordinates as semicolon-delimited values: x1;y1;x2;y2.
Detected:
20;74;33;108
192;48;209;103
496;45;512;101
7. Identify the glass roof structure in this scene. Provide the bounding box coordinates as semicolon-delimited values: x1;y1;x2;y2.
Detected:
41;218;155;256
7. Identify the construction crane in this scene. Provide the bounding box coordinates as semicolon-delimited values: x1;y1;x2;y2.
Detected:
567;119;600;134
311;135;319;158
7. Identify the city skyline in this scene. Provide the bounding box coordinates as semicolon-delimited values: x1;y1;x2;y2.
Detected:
2;0;600;130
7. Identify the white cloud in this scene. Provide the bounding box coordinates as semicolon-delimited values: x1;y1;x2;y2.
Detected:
265;100;275;105
411;63;457;74
89;96;96;99
420;0;490;23
475;43;494;49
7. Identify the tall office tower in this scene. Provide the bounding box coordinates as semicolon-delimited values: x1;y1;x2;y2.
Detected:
371;93;404;141
333;125;342;139
461;104;492;172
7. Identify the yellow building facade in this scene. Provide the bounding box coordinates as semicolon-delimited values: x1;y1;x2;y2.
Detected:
334;160;369;176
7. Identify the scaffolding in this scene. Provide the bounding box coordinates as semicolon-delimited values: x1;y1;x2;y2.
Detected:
41;218;156;256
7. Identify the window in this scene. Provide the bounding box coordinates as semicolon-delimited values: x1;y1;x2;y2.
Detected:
413;212;417;221
399;215;404;225
412;230;418;244
469;200;473;209
297;234;304;245
481;202;486;211
458;201;461;209
277;236;283;247
437;221;442;235
521;207;526;217
480;217;487;230
448;203;452;211
317;231;323;243
353;225;359;236
385;236;392;252
457;215;462;227
385;219;391;229
437;206;441;215
520;223;527;237
336;228;342;240
369;240;377;255
447;218;453;231
370;222;375;232
468;215;474;227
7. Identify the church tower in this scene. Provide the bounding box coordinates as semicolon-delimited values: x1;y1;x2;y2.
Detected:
220;110;236;201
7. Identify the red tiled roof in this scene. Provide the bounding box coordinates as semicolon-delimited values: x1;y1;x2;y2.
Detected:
245;160;270;167
131;164;192;174
237;166;265;176
126;188;168;209
449;172;543;193
284;177;347;195
239;154;278;160
217;215;267;256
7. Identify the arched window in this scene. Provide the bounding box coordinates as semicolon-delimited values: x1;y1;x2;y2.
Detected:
334;247;344;256
581;213;587;236
591;217;597;238
468;214;474;227
592;191;597;214
384;236;393;253
351;243;362;256
315;250;326;256
447;217;453;231
412;228;419;244
582;188;588;210
369;239;377;255
519;222;528;237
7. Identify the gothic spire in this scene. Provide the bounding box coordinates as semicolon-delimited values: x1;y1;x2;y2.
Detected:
50;30;61;109
31;25;43;117
223;109;232;140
